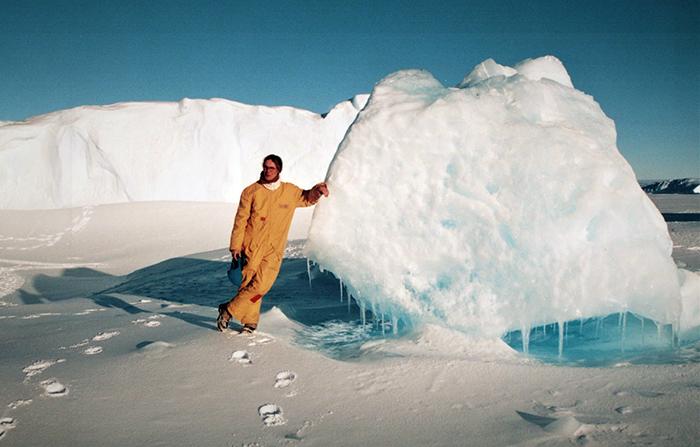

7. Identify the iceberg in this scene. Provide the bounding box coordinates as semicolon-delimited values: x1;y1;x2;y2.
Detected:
306;56;686;347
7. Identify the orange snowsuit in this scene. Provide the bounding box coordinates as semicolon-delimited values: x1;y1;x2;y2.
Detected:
224;182;318;326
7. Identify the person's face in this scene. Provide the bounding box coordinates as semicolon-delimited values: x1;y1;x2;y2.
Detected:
262;160;279;182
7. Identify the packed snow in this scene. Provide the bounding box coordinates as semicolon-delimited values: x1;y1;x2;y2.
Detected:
307;56;698;349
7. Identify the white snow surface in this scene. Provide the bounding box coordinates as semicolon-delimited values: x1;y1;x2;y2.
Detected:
0;194;699;447
458;55;573;88
307;56;687;338
0;96;367;210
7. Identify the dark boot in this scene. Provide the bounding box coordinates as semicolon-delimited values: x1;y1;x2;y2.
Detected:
216;303;232;332
240;324;256;334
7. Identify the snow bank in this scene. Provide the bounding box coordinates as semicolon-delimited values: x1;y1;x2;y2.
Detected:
0;96;368;209
307;56;683;339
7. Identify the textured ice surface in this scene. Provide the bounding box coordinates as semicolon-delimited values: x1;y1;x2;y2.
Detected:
307;56;685;339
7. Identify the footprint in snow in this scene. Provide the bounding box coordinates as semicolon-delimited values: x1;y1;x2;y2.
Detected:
615;406;634;414
66;340;90;349
0;417;16;440
22;359;66;379
132;316;163;328
613;389;664;398
7;400;32;410
92;331;120;341
274;371;297;389
230;350;252;365
74;308;106;316
258;403;286;426
636;390;664;398
247;336;274;347
40;379;68;397
83;346;103;355
22;313;61;320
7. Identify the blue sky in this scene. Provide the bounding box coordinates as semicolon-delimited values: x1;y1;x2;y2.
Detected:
1;0;697;179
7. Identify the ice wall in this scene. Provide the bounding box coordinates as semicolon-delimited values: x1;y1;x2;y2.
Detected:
0;96;367;209
307;56;684;339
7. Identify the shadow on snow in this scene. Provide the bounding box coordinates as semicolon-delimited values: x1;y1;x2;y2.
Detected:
15;248;700;365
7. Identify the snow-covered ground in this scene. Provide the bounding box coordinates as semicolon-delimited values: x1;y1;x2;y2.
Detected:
0;195;698;446
1;55;698;446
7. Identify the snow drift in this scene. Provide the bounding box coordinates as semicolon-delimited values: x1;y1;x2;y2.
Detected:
0;96;368;209
307;56;690;340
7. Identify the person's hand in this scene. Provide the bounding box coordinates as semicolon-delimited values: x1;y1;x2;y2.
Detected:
231;249;241;261
315;182;329;198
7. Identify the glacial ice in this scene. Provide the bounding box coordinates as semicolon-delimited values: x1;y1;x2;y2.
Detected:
306;56;689;346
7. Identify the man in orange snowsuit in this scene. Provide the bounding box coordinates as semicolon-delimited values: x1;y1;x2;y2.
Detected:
216;154;329;333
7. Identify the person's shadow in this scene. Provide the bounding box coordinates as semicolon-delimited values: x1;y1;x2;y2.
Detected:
19;249;352;332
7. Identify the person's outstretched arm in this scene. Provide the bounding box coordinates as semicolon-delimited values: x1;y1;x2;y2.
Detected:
300;182;329;206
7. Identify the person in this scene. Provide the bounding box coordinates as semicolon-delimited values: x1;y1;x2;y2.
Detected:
216;154;329;333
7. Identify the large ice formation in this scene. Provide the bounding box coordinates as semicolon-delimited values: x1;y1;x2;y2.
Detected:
306;56;688;340
0;96;367;209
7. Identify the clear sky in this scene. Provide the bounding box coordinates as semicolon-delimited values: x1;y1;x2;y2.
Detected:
1;0;698;179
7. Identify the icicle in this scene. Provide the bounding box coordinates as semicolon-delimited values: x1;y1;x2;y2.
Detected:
348;291;352;311
339;279;343;303
543;324;547;336
306;258;313;290
381;313;386;335
672;321;680;348
558;321;565;359
521;325;530;354
564;321;568;341
595;317;602;338
360;301;366;327
392;316;398;335
618;312;623;330
639;315;645;346
620;311;627;352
